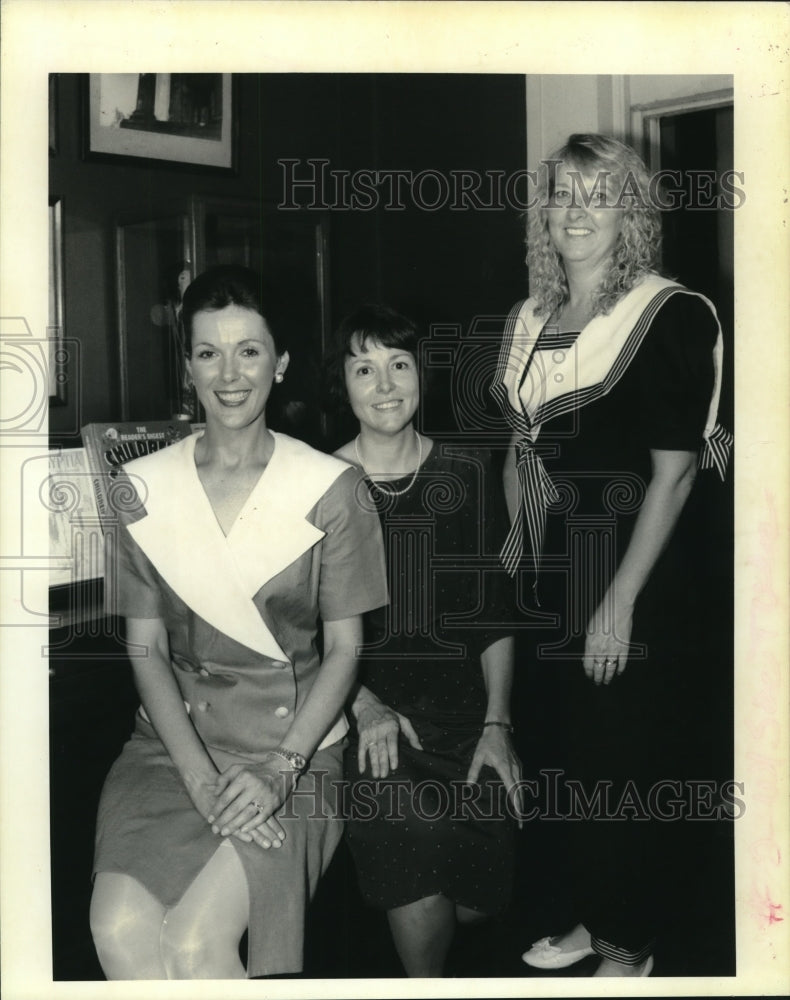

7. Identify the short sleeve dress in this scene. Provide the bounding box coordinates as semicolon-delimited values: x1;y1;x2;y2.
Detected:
493;280;727;957
534;291;718;629
93;431;388;978
343;444;517;916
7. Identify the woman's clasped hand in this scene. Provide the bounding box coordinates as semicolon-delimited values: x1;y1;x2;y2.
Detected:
207;759;296;846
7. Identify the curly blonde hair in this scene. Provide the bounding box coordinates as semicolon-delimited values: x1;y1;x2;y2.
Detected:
527;133;662;319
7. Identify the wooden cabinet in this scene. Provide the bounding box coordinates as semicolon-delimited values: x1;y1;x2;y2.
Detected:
115;198;330;443
49;617;139;980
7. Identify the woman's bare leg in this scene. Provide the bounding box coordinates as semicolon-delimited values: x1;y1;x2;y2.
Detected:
160;841;249;979
545;922;592;952
90;872;168;979
387;893;455;976
455;903;486;926
91;842;250;980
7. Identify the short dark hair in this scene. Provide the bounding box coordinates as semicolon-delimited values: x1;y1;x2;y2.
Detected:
324;303;421;412
181;264;288;356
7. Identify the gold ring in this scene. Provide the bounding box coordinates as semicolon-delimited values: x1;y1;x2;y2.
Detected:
251;800;265;815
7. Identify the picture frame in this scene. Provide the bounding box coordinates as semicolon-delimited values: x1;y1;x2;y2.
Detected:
48;196;66;405
83;73;236;172
49;73;58;156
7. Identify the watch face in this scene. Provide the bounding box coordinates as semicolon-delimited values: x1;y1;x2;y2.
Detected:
278;748;306;772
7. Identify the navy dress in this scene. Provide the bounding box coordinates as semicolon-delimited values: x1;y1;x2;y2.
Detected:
344;445;517;915
518;293;719;957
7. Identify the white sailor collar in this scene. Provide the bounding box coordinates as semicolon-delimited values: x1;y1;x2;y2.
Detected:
501;274;724;441
123;431;349;662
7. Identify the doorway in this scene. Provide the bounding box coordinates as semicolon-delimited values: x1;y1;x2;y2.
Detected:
636;97;735;429
658;104;734;431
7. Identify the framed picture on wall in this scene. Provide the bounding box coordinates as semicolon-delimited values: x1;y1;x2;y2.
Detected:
83;73;236;171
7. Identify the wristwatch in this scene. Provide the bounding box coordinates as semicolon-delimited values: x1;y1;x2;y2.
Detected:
270;747;307;774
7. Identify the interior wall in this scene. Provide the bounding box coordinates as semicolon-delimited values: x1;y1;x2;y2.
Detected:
628;74;733;108
48;74;527;446
526;74;609;169
525;73;733;165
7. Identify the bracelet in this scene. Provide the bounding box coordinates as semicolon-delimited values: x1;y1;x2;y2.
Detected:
483;721;514;733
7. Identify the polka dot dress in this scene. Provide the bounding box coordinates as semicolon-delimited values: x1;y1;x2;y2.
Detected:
344;446;516;914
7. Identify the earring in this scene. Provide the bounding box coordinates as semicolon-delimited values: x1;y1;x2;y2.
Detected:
275;372;284;383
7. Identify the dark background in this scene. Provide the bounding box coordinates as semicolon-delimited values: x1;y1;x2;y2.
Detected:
48;73;528;446
49;73;734;980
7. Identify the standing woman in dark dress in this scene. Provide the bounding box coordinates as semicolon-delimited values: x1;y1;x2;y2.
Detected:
327;304;521;977
491;134;731;977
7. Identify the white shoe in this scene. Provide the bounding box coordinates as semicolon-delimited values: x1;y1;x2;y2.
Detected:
522;935;595;970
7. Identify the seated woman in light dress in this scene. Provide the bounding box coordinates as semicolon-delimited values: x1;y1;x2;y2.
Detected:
89;265;388;979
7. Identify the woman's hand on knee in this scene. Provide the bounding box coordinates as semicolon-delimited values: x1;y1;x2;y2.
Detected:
355;697;422;779
466;726;521;790
209;762;289;842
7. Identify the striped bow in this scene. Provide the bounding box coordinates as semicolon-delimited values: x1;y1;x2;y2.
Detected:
699;423;733;480
500;437;560;581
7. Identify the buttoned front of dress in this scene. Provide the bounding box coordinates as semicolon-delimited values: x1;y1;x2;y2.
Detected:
114;431;389;757
170;648;302;753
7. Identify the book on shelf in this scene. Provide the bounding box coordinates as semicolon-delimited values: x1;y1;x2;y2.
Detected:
47;447;104;585
80;420;193;531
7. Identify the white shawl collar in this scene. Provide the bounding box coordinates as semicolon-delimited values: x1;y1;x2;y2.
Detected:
124;432;349;662
498;274;724;443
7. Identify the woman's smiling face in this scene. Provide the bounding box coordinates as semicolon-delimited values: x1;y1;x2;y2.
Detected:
187;304;288;431
343;334;420;436
546;161;624;272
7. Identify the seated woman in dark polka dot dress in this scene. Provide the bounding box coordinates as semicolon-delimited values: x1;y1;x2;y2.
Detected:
326;304;520;976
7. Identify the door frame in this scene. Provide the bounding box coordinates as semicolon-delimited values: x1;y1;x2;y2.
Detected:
630;88;734;170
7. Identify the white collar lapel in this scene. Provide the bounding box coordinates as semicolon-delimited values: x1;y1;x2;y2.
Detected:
227;432;350;595
501;300;546;429
519;275;683;427
503;277;725;459
124;433;348;662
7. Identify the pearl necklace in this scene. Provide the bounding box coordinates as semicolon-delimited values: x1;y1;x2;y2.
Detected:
354;431;422;498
